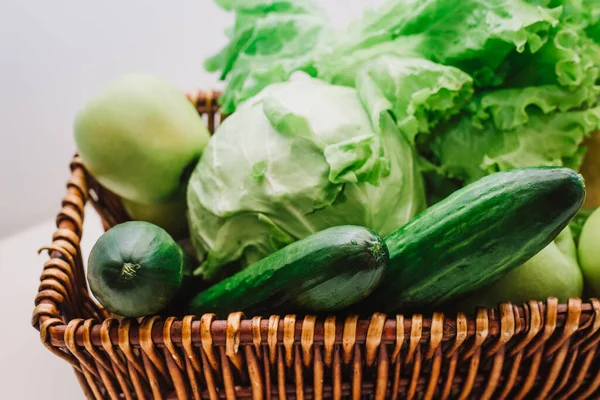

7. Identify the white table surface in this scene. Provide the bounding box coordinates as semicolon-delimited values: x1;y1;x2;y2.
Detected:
0;205;104;399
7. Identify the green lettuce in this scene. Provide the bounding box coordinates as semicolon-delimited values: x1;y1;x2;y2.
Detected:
355;56;474;143
502;24;600;88
475;80;600;131
317;0;561;87
205;0;330;113
188;76;425;279
209;0;563;114
431;106;600;184
315;37;425;87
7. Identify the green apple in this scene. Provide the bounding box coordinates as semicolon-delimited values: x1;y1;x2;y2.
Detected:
74;73;210;203
579;208;600;296
122;196;189;240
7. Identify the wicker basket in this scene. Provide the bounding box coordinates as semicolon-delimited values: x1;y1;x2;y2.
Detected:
32;90;600;400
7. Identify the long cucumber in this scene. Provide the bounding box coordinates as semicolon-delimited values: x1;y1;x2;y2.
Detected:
362;167;586;311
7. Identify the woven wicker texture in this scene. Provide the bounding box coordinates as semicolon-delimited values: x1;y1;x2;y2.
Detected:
32;91;600;399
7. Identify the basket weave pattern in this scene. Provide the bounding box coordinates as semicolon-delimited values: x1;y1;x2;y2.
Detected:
32;91;600;399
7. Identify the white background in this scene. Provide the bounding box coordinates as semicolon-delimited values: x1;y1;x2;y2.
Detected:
0;1;383;398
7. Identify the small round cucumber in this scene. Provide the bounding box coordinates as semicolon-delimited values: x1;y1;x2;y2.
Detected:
87;221;184;317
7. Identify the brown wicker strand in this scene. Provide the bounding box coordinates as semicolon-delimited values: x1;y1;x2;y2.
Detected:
301;315;317;367
244;345;264;400
252;316;262;355
557;344;597;399
323;316;336;367
342;315;359;365
573;298;600;351
199;347;218;400
276;346;287;400
422;345;442;400
374;344;389;400
294;345;305;400
351;344;362;400
479;345;505;400
219;346;237;400
439;351;458;400
226;312;246;373
405;345;422;400
283;315;297;369
575;361;600;400
365;313;386;367
548;342;579;398
406;314;422;364
390;352;402;400
139;316;171;382
267;315;280;366
200;314;219;372
313;344;324;400
261;347;272;400
140;350;164;399
514;345;544;400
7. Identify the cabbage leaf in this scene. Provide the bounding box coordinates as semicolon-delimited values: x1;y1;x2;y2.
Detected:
188;76;425;279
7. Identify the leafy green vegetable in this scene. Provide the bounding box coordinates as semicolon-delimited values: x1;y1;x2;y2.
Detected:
475;82;599;131
355;56;474;143
209;0;565;113
315;35;425;87
187;76;425;280
205;0;330;113
502;24;600;88
318;0;561;87
431;106;600;184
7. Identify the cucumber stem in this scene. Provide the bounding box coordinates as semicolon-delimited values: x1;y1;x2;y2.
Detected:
121;262;141;282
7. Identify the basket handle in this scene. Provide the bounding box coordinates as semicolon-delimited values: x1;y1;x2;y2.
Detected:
33;156;107;331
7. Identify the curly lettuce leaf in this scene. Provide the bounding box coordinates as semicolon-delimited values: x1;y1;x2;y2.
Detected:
321;0;561;88
355;56;474;143
206;0;330;113
475;80;600;130
502;25;600;89
431;106;600;184
315;37;425;87
547;0;600;32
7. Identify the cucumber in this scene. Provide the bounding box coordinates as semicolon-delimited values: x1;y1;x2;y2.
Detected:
362;167;586;312
188;225;388;316
87;221;185;317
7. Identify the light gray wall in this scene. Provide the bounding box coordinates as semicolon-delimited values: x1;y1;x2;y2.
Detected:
0;0;383;238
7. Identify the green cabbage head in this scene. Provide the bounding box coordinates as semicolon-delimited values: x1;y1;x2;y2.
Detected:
187;75;425;280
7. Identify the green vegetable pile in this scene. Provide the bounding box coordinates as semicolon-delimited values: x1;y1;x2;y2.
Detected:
208;0;600;188
74;0;600;319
